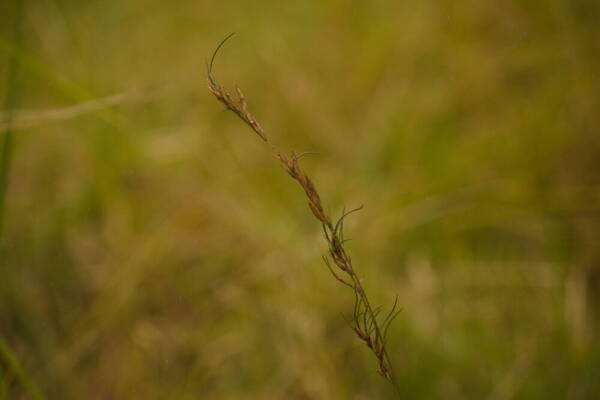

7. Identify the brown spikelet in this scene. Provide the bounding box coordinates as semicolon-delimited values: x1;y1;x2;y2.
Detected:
207;34;401;396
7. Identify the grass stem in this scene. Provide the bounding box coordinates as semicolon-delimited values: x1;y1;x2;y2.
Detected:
0;0;25;249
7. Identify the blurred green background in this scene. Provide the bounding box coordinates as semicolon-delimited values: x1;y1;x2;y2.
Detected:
1;0;599;398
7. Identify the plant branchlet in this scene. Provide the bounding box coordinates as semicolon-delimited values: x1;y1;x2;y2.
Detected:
207;34;401;393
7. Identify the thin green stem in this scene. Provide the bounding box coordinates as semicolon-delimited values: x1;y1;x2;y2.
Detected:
0;0;25;248
0;336;45;400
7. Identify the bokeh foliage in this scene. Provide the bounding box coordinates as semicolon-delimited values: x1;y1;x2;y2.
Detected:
1;0;599;398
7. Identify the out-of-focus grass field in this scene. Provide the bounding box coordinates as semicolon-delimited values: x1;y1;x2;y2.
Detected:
1;0;600;399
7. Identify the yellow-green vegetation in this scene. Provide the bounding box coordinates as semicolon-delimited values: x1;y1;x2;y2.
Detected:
1;0;599;399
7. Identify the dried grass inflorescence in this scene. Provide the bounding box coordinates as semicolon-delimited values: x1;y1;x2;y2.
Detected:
208;34;400;392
